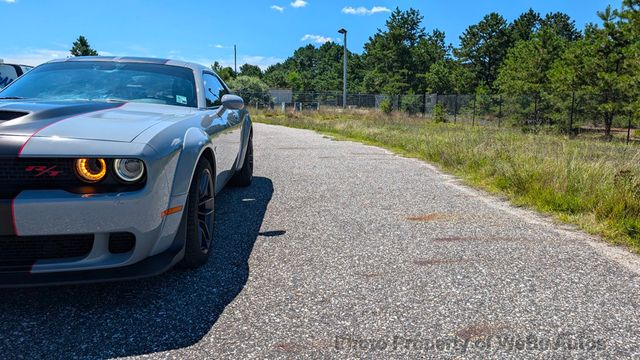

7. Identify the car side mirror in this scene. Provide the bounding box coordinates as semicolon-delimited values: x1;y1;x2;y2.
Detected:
221;94;244;110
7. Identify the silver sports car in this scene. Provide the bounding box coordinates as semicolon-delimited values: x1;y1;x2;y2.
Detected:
0;57;253;287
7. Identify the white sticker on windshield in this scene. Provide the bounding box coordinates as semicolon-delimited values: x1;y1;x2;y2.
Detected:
176;95;187;105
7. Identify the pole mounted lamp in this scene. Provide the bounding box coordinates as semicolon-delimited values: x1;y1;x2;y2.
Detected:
338;28;347;109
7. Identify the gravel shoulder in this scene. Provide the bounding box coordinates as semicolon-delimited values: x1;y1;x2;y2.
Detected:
1;123;640;359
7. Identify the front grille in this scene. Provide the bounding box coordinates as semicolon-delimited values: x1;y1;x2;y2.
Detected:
0;158;146;197
0;158;78;197
0;234;94;271
109;232;136;254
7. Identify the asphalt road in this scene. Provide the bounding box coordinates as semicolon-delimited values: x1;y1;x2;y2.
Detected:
2;123;640;359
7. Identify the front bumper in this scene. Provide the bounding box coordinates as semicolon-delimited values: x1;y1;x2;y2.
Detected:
0;171;188;287
0;233;184;288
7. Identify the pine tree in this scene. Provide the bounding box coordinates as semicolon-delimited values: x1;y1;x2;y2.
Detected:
70;36;99;57
455;13;513;92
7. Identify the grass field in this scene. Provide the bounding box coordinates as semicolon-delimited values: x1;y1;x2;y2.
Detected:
255;109;640;252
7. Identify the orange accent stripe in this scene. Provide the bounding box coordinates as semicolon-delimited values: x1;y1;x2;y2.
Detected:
162;206;184;217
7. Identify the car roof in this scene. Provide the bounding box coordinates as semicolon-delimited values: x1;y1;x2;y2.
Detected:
47;56;210;73
0;63;32;68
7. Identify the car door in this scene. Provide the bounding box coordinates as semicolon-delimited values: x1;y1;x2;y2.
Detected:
216;76;242;156
202;72;239;184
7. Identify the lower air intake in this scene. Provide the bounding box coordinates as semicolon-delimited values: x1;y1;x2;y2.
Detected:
109;232;136;254
0;234;94;271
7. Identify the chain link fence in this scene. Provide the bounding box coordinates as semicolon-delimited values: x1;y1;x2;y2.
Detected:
243;91;638;144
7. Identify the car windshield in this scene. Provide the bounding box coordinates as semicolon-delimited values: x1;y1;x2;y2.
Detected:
0;61;197;108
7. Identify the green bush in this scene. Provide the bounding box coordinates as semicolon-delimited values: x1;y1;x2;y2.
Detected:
380;98;393;115
433;102;447;123
400;95;421;114
227;76;272;106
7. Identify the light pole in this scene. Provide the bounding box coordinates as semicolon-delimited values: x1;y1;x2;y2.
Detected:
338;28;347;109
234;45;237;74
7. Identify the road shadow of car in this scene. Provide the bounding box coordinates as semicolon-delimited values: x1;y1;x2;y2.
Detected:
0;176;274;359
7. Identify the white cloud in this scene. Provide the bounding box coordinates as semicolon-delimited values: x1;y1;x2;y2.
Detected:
3;49;70;66
3;0;16;3
301;34;335;44
270;5;284;12
342;6;391;16
290;0;307;8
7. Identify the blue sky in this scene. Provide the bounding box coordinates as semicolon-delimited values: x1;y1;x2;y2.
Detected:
1;0;616;69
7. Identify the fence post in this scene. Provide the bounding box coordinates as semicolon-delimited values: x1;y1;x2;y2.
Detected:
627;116;632;145
454;94;459;123
498;95;503;127
472;94;477;127
534;95;539;125
422;94;427;117
569;91;575;134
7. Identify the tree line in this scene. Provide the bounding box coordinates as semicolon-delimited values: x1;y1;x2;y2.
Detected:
223;0;638;136
66;0;639;136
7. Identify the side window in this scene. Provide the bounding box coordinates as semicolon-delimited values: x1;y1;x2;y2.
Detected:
203;73;228;108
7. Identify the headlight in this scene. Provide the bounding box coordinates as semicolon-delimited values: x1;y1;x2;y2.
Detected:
75;158;107;183
113;159;145;183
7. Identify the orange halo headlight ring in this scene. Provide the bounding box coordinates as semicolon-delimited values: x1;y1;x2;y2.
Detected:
75;158;107;183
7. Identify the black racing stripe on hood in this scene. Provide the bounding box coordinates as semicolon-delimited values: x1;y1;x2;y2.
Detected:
0;101;125;156
0;135;29;157
0;101;125;136
0;199;16;236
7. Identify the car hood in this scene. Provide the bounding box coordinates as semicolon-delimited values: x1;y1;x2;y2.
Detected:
0;100;195;143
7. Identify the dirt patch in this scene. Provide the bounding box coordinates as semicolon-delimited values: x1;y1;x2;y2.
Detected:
406;212;458;222
274;343;302;353
456;324;508;341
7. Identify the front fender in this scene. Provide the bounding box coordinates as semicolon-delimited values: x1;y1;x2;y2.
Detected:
171;127;214;197
149;127;213;256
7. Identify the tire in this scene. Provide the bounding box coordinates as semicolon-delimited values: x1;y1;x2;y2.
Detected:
179;157;215;269
230;132;253;187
